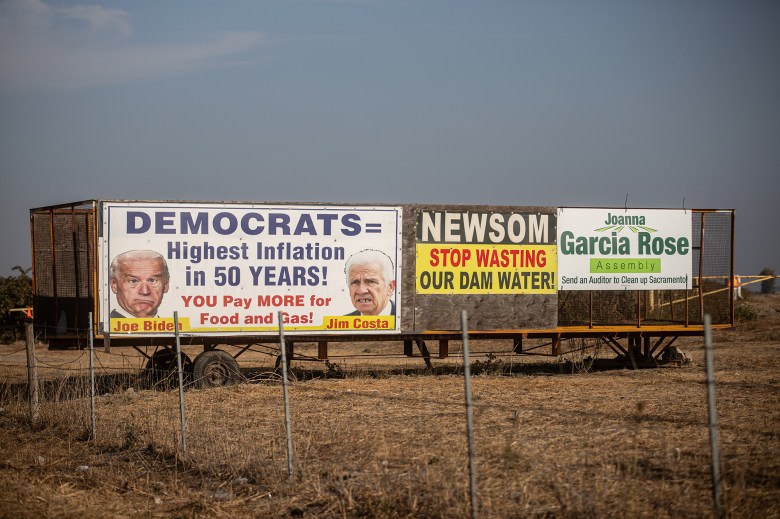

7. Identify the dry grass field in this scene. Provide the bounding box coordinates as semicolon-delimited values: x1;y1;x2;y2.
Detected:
1;294;779;518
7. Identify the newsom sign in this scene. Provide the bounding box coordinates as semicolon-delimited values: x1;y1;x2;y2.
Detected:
557;208;692;291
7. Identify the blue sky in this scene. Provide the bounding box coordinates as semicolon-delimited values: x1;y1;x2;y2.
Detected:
1;0;778;279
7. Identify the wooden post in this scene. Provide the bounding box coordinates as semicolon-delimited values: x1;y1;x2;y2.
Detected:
439;339;449;359
414;339;433;369
403;339;413;357
25;322;39;424
552;334;561;356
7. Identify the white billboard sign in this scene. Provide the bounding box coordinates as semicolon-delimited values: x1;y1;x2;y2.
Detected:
557;208;692;291
99;202;402;336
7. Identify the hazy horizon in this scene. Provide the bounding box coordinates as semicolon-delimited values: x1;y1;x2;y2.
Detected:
2;0;778;278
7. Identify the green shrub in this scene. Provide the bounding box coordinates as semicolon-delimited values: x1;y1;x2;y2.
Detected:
734;304;758;322
0;267;32;343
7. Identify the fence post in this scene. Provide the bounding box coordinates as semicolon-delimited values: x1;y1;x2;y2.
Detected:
461;310;478;519
25;322;39;424
704;314;723;519
88;313;97;441
278;311;294;481
174;312;188;454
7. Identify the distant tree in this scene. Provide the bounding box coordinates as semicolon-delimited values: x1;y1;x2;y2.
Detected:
760;267;776;294
0;267;32;342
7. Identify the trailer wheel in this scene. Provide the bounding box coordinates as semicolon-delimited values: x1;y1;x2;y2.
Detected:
145;348;193;387
192;350;241;389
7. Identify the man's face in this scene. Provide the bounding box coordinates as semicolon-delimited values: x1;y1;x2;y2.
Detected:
110;258;169;318
348;262;395;315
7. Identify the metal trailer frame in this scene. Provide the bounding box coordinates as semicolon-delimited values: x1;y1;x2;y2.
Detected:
29;200;735;386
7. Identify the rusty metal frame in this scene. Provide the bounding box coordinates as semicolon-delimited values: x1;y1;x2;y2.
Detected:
730;210;736;324
699;212;706;324
30;200;98;339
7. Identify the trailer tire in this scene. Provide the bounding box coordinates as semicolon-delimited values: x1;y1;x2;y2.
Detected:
145;348;193;388
193;350;241;389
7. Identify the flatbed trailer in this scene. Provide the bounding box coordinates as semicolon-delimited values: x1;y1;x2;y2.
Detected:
30;200;735;386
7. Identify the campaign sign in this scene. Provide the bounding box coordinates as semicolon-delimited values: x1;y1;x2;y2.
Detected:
557;208;692;291
415;210;557;294
99;202;402;335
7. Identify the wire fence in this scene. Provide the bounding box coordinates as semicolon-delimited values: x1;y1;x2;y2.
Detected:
0;314;741;518
2;314;484;517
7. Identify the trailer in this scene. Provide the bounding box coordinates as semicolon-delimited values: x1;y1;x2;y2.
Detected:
30;200;735;387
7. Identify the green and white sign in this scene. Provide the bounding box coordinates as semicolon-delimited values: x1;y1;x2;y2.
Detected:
557;208;692;291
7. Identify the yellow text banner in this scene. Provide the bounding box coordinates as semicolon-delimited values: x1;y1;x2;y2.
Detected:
415;244;557;294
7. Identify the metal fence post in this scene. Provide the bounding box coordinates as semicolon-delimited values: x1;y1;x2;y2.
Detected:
461;310;478;519
174;312;188;454
278;312;294;481
704;314;723;519
88;313;97;441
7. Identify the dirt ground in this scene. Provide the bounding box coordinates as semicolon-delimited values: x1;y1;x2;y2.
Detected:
1;294;779;518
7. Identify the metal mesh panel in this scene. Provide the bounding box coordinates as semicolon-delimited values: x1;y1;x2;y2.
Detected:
32;213;54;297
54;215;77;297
49;213;93;297
558;210;734;327
693;211;733;278
31;204;95;338
692;211;733;325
